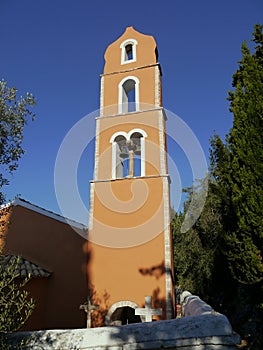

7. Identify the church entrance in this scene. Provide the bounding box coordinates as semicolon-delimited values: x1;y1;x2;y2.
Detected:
110;306;142;325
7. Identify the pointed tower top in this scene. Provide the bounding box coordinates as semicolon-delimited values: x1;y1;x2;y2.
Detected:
103;27;158;74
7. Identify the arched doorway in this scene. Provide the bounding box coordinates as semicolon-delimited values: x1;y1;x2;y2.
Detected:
105;301;142;326
111;306;141;325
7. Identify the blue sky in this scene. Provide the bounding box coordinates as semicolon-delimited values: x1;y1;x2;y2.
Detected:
1;0;262;224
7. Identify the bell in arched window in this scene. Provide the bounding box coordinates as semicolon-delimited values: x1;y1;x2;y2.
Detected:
134;145;141;155
133;138;141;155
134;144;141;155
127;140;136;152
119;143;129;158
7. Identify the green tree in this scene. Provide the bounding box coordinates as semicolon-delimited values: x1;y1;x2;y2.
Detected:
173;177;223;299
0;80;36;347
0;254;34;347
225;24;263;284
0;79;36;204
208;24;263;349
173;25;263;348
210;25;263;285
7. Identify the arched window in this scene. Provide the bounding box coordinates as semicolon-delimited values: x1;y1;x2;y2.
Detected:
118;76;140;114
110;129;147;179
128;129;147;177
120;39;138;65
130;132;142;177
125;44;133;60
113;134;127;179
123;79;135;113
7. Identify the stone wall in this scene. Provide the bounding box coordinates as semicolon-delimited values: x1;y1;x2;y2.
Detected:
8;292;241;349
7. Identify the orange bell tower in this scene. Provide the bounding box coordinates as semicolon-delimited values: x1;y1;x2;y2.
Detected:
86;27;175;326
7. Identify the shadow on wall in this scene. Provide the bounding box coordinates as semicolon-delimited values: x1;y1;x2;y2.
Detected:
139;260;174;319
138;260;166;279
82;239;111;327
90;289;111;327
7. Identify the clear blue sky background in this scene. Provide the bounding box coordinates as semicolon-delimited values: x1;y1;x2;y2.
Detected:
1;0;262;224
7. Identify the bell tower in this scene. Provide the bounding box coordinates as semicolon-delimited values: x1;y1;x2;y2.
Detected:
87;27;175;326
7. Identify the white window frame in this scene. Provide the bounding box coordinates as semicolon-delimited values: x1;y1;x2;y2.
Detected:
110;131;128;179
118;76;140;114
120;39;138;65
128;128;147;177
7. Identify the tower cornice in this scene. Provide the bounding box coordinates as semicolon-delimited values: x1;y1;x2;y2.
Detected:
97;106;167;120
100;62;162;77
89;174;171;184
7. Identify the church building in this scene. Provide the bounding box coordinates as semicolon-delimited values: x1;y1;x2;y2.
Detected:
0;198;88;330
0;26;175;330
85;26;175;326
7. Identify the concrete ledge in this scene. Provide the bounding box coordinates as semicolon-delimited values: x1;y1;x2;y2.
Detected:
8;313;240;349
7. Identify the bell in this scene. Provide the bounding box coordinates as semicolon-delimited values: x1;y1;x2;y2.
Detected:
119;145;129;158
127;140;137;152
134;144;141;155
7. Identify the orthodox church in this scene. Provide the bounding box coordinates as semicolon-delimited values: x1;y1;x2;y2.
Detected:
0;26;175;329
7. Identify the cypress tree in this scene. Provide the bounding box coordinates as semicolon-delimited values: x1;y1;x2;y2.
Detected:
225;24;263;284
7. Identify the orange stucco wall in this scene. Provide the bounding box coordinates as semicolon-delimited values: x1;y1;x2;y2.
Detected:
89;177;166;246
1;205;88;330
88;175;174;324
